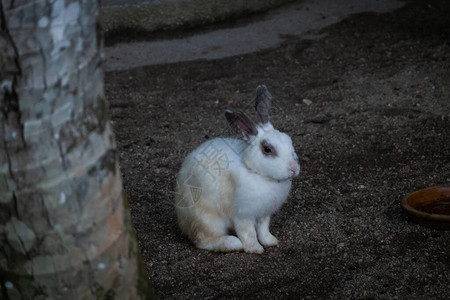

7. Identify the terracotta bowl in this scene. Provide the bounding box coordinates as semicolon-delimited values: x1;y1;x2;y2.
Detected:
401;186;450;230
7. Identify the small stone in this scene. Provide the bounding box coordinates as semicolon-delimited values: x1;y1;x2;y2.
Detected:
302;99;313;106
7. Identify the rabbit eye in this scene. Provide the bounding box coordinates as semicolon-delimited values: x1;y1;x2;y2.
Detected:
261;140;276;157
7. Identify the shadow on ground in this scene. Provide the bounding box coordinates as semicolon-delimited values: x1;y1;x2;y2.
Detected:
105;0;450;298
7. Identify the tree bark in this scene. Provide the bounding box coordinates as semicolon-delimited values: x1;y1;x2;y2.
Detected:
0;1;155;299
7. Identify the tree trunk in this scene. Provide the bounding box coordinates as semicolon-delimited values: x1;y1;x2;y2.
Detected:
0;1;155;299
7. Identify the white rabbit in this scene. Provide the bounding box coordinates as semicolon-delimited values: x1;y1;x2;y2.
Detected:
175;85;300;253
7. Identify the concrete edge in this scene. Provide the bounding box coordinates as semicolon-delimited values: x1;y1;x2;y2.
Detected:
99;0;295;35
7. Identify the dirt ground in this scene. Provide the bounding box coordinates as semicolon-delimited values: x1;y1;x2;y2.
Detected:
105;0;450;298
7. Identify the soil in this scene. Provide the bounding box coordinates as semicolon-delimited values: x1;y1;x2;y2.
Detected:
105;0;450;298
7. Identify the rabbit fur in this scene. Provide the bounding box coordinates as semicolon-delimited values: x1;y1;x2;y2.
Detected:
175;85;300;253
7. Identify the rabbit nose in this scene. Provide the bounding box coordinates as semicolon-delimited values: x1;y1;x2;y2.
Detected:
288;160;300;177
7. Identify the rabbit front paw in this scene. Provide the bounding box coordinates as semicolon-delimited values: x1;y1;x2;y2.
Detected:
259;233;278;247
243;241;264;254
256;216;279;247
234;219;264;254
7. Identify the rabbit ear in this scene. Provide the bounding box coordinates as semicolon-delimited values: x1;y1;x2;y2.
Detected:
254;85;272;125
225;110;258;141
